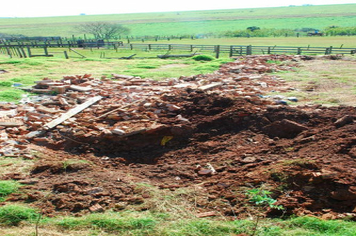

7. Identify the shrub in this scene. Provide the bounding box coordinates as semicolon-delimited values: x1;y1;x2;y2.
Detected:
192;55;215;61
0;204;38;226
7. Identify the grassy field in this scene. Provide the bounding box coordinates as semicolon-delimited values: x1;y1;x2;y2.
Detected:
0;4;355;37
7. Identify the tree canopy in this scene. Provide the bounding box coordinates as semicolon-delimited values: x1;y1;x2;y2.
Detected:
77;22;130;40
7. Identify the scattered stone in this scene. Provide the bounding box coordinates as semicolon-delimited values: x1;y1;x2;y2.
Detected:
198;169;213;176
89;203;104;213
263;119;308;138
196;211;218;218
334;115;354;128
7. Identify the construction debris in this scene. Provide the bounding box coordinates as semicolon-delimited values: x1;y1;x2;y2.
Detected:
0;54;299;157
1;55;355;221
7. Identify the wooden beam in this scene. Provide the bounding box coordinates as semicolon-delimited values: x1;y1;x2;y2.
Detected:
198;82;223;91
43;96;102;130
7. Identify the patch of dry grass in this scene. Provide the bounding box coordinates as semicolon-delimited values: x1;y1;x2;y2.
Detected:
273;57;356;106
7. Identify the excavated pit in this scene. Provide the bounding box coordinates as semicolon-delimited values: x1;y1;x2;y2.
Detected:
27;94;356;219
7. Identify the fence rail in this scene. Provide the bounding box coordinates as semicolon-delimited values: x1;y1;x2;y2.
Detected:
0;42;355;59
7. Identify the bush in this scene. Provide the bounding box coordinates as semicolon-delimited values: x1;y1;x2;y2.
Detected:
0;204;38;226
192;55;215;61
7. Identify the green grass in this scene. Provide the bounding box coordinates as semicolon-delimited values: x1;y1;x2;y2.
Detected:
286;217;356;236
0;204;38;226
0;181;21;202
0;89;25;102
54;211;156;235
0;4;355;37
40;213;356;236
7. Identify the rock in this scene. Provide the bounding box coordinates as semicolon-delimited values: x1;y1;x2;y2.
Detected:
89;203;104;213
112;128;126;135
287;97;298;102
198;169;213;176
321;213;337;220
196;211;218;218
115;202;127;210
331;188;356;201
241;156;257;164
349;147;356;158
334;115;354;128
263;119;308;138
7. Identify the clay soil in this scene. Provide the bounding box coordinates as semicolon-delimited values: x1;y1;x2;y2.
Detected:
1;56;356;220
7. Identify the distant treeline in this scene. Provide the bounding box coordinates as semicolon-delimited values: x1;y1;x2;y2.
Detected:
221;26;356;37
324;26;356;36
222;28;295;37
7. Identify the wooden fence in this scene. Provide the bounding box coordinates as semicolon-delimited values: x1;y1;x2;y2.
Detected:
0;42;355;59
122;44;356;57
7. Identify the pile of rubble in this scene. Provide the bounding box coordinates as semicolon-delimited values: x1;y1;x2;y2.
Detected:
0;55;301;157
1;54;356;219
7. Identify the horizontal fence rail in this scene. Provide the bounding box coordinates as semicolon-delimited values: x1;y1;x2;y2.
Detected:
0;42;355;58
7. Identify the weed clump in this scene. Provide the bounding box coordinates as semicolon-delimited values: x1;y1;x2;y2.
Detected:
192;55;215;61
56;212;156;233
0;204;38;226
0;180;20;201
0;81;12;87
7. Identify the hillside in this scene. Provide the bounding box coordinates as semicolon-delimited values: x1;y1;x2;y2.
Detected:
0;4;355;37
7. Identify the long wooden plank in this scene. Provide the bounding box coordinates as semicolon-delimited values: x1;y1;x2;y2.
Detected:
43;96;102;130
198;82;223;91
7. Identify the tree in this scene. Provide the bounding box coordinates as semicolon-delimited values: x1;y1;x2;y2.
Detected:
77;22;130;40
246;26;260;32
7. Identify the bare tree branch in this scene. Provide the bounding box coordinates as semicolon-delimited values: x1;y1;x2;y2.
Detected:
76;22;130;40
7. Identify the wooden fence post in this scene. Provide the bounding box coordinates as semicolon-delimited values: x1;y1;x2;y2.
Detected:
27;46;32;57
297;47;302;55
267;47;271;54
16;47;23;58
44;46;49;56
246;45;252;55
6;47;12;58
229;46;233;57
130;44;133;50
12;47;18;57
63;51;69;59
215;45;220;58
20;47;27;58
